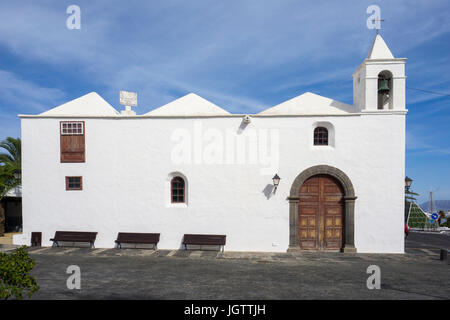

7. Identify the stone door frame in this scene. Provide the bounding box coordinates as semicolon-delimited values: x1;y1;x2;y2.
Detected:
287;165;357;252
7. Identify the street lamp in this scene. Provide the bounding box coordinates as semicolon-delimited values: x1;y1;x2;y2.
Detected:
404;176;414;229
405;176;413;192
13;169;21;181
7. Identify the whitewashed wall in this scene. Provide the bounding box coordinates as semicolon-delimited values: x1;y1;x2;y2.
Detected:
14;114;405;253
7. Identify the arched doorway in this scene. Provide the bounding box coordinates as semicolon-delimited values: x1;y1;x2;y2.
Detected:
288;165;357;252
298;175;344;250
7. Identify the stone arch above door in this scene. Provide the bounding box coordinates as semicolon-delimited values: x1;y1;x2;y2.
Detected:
287;165;357;252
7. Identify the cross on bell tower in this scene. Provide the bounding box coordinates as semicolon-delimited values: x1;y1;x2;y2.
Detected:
372;18;385;34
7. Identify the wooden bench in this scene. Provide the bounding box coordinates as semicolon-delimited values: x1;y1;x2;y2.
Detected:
115;232;160;249
183;234;226;252
50;231;97;249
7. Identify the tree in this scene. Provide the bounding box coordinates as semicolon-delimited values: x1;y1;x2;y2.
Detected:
405;182;420;224
0;246;39;299
0;137;21;173
0;137;21;236
438;210;449;227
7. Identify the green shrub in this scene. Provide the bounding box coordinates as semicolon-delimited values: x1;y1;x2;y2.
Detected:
0;246;39;300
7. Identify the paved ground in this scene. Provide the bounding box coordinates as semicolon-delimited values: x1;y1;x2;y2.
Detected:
1;231;449;300
406;231;450;255
1;231;440;300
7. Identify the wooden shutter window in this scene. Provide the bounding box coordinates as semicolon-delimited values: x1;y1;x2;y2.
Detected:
60;121;85;162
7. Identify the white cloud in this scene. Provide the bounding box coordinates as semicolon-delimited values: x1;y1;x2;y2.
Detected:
0;70;66;113
0;0;449;141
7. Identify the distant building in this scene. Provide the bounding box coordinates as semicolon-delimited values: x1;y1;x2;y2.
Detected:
14;35;407;253
1;186;22;232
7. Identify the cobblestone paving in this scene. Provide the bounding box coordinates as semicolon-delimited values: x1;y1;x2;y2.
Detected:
20;244;449;300
1;231;448;300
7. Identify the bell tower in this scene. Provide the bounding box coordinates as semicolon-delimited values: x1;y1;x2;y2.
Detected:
353;34;406;112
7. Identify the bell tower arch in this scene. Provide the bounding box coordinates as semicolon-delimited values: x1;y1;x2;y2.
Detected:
377;70;393;110
353;34;406;112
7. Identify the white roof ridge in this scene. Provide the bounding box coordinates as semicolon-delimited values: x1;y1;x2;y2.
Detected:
39;92;119;116
145;92;230;116
258;91;357;115
36;91;360;117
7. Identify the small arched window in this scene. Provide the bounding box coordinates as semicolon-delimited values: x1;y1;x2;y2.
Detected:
171;177;185;203
314;127;328;146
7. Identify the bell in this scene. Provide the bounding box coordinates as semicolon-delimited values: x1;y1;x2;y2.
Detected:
378;79;390;94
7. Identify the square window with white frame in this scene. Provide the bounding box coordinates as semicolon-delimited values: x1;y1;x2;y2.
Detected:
61;122;84;135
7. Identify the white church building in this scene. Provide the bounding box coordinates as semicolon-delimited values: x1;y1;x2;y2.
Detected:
14;35;407;253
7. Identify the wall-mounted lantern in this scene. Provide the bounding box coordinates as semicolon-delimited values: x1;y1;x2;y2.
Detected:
272;174;281;193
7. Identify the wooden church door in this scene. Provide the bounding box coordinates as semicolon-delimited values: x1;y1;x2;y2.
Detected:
298;175;344;250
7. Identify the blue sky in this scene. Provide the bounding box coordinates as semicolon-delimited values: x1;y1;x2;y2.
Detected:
0;0;449;203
